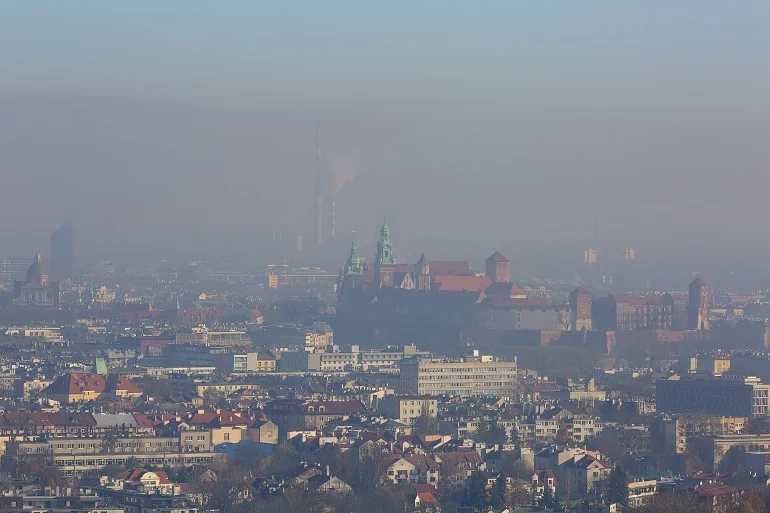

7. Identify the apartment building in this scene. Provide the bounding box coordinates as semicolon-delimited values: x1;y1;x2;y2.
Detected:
396;351;518;397
656;374;770;418
264;399;367;435
174;330;252;347
278;345;429;373
385;455;440;486
692;433;770;470
571;416;603;442
5;434;216;476
378;395;437;425
230;352;276;372
535;419;559;441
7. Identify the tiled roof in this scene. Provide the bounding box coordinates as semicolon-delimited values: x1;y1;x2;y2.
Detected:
47;412;96;426
433;275;491;293
93;413;139;428
428;261;471;276
45;373;106;396
106;374;143;395
304;401;367;414
485;251;510;263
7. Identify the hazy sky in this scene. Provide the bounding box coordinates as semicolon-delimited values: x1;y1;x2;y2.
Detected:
1;2;769;272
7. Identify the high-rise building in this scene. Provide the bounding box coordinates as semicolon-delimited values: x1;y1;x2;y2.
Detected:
50;223;73;281
485;251;511;283
689;277;710;330
0;257;30;288
624;248;636;261
584;248;598;264
569;286;592;331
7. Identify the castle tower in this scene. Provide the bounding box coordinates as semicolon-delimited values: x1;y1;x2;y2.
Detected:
336;232;364;295
569;286;592;331
688;277;710;330
375;221;395;288
416;253;431;291
485;251;511;283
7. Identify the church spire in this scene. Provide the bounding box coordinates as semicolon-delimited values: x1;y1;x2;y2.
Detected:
349;230;357;259
376;220;394;267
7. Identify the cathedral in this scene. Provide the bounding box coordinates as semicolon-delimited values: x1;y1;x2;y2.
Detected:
336;221;431;295
12;252;61;309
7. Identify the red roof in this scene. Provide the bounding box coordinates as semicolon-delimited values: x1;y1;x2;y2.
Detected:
433;275;491;293
106;374;143;395
428;261;471;276
46;373;106;396
417;492;438;504
119;468;173;484
133;414;163;429
304;401;367;414
486;251;510;263
483;282;527;299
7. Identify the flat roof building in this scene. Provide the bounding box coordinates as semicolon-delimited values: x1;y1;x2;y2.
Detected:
397;350;517;397
656;374;770;419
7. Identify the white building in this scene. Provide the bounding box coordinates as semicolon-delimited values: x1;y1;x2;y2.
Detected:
397;350;517;397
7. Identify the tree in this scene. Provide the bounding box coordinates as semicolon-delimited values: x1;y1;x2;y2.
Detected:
462;472;488;511
473;422;507;446
490;473;506;510
540;485;556;509
607;467;629;505
682;446;706;475
196;456;248;513
101;427;120;454
414;402;439;436
505;484;530;509
267;442;301;476
507;425;519;446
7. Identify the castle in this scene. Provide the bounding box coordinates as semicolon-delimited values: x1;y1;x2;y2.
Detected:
336;221;510;297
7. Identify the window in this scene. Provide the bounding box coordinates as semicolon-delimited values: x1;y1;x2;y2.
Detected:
224;433;230;441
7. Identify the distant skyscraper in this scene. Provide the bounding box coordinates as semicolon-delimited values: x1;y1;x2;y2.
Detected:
0;257;29;288
624;248;636;261
50;223;74;280
584;248;598;264
689;277;710;330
